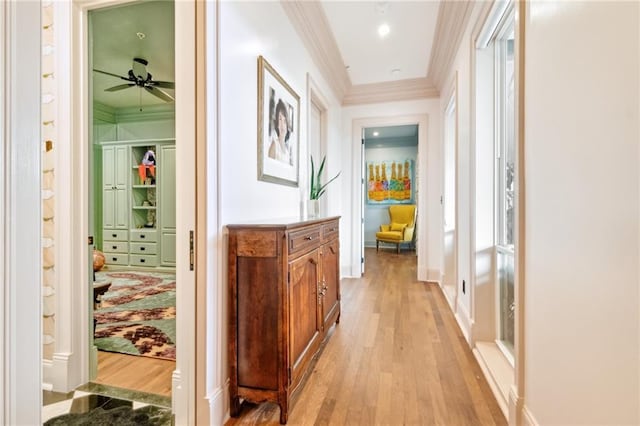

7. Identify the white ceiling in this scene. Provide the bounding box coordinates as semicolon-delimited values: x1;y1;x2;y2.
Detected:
89;1;441;109
90;1;175;110
321;1;440;86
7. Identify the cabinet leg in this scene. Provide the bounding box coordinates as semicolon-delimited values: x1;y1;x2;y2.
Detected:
230;396;241;417
278;400;288;424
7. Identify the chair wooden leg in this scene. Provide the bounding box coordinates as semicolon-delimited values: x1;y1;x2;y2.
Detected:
376;240;379;252
396;243;400;254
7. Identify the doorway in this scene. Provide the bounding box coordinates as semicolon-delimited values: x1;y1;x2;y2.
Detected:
442;90;457;307
41;0;201;424
362;124;418;261
89;1;176;398
351;115;428;279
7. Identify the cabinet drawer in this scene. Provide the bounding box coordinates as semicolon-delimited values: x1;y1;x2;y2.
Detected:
129;254;158;267
288;226;321;255
103;241;128;254
321;221;339;242
103;229;128;241
130;229;157;242
130;242;157;255
104;253;129;265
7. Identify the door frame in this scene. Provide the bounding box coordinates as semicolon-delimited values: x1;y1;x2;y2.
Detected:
351;114;429;279
442;72;459;311
0;1;43;424
57;0;201;423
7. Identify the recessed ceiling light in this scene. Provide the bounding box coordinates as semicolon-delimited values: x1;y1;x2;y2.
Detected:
378;23;390;38
373;131;379;137
136;32;146;40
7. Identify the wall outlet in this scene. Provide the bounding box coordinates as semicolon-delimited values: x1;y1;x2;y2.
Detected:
462;279;466;294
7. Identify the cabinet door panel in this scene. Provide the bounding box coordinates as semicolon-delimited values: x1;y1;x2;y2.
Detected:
161;232;176;265
103;189;115;228
159;145;176;229
321;240;340;328
237;257;280;390
289;249;321;385
115;189;128;228
102;147;115;189
114;146;128;188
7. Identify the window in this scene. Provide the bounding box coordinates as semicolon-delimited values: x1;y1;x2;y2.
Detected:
494;9;515;355
496;23;515;249
477;1;516;358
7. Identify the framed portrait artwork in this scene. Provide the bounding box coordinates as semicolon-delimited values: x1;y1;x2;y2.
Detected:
257;56;300;187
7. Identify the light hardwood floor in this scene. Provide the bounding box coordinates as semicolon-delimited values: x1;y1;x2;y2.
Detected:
94;351;174;397
226;247;506;425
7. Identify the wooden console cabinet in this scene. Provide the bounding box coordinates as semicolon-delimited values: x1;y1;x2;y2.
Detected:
227;217;340;424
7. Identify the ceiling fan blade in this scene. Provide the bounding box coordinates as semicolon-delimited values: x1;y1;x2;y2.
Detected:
105;83;135;92
94;69;130;81
149;81;175;90
144;86;174;102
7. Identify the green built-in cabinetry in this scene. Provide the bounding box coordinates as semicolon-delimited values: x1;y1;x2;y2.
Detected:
101;139;176;268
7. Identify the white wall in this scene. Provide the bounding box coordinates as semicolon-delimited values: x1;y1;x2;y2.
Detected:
219;1;342;226
218;1;343;414
524;1;639;424
342;99;441;279
364;145;418;247
438;4;486;336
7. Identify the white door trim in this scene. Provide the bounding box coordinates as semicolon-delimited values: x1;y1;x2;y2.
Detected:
1;1;42;424
173;0;198;424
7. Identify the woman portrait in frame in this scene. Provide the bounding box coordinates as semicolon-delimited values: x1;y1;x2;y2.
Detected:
257;56;300;187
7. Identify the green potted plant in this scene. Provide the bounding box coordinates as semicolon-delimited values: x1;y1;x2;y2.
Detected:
308;155;340;217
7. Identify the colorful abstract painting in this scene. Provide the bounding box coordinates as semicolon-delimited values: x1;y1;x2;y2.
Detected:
366;160;414;204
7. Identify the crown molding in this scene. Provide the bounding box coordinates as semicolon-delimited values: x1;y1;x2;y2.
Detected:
427;0;473;91
280;1;351;101
343;77;439;106
93;101;116;123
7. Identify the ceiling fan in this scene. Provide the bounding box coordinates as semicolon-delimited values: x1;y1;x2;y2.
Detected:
93;57;175;102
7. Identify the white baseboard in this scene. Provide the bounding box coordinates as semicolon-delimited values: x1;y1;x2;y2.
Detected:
473;343;513;420
171;369;182;416
508;386;523;426
454;301;472;343
208;385;226;425
222;378;231;424
342;265;358;278
522;404;538;426
43;353;79;393
427;268;441;282
417;265;428;281
42;359;54;391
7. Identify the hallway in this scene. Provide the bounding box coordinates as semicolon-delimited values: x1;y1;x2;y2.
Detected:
227;248;506;425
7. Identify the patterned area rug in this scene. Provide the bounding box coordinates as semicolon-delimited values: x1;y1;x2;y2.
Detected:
94;271;176;360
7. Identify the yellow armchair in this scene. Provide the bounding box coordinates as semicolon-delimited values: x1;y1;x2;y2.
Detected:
375;205;417;253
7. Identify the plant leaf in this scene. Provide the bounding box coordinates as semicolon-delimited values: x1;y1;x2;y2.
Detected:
309;155;340;200
310;156;316;199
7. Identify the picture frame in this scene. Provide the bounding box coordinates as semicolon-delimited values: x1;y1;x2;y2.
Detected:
257;56;300;187
366;159;415;205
